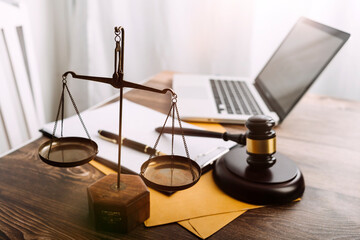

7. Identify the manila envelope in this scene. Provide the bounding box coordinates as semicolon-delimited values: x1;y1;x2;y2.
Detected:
144;170;262;227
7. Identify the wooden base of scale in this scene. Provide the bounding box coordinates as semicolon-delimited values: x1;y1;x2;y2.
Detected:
87;173;150;233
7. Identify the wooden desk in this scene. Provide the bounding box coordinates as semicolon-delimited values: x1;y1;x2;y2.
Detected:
1;71;360;239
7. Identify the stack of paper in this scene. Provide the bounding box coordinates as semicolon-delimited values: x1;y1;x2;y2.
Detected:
41;99;236;174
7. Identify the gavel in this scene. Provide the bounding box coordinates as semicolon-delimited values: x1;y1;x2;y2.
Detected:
156;115;277;170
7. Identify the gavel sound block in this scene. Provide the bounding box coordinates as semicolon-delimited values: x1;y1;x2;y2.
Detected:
213;116;305;205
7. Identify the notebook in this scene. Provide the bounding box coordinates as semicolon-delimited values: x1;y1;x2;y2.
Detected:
40;99;236;174
173;17;350;124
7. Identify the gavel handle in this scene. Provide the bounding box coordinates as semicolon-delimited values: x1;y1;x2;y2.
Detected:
155;127;246;145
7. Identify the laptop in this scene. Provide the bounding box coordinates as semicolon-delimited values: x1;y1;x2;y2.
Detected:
173;17;350;124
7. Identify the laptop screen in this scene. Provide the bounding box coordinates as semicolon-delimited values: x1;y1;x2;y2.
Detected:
255;17;350;121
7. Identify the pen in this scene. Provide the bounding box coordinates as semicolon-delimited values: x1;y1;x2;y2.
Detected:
98;130;165;156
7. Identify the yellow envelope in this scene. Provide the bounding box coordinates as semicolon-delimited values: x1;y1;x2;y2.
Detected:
144;170;262;226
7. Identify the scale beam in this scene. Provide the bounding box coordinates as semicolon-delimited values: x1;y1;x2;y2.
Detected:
62;71;175;96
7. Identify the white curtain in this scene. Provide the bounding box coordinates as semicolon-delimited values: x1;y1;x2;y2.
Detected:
25;0;360;122
62;0;254;114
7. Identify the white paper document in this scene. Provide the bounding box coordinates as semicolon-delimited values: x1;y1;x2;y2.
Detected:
41;100;236;174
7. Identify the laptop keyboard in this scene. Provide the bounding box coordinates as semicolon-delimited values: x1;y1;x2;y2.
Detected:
210;79;263;115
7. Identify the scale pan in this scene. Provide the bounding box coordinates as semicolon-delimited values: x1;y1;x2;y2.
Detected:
38;137;98;167
140;155;201;191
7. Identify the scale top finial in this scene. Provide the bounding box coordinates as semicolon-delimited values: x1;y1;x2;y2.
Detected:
114;26;122;33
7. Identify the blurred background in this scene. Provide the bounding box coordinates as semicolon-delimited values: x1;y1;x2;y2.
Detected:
0;0;359;153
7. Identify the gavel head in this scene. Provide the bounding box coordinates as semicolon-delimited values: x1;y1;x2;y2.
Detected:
245;115;276;169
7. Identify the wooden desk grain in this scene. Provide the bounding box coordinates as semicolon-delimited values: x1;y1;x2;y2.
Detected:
0;71;359;239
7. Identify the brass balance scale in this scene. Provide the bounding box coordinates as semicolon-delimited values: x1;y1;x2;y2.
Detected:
38;27;201;233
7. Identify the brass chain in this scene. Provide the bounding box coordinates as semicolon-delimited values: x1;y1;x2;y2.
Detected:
50;76;91;140
147;93;190;160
